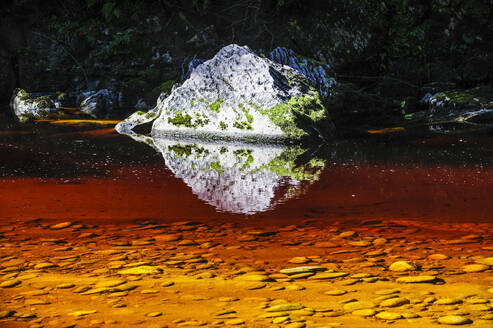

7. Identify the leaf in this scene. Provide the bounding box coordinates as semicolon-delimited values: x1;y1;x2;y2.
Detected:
87;0;98;8
102;2;116;21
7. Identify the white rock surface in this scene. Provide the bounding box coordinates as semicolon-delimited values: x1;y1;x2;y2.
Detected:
117;44;334;141
10;89;58;122
80;89;115;118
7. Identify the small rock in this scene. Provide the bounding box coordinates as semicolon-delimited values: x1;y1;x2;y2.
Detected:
50;222;73;230
225;318;245;325
289;257;312;264
380;297;410;307
266;304;304;312
285;284;305;291
339;231;357;238
462;264;489;273
437;315;472;325
95;279;127;288
0;310;14;319
117;266;162;275
343;301;376;312
0;279;21;288
375;289;400;295
324;289;347;296
34;262;58;270
428;254;450;260
279;266;326;275
376;311;402;320
147;312;163;317
285;323;306;328
435;298;462;305
396;275;437;283
389;261;418;272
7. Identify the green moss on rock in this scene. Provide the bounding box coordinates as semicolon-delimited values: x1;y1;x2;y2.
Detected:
168;112;193;127
252;92;330;139
210;161;224;174
33;96;53;108
208;98;224;113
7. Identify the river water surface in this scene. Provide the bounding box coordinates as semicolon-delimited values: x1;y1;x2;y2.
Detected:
1;119;493;226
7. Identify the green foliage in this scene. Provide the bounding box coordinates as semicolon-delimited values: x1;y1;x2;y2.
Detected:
88;1;120;22
160;80;175;95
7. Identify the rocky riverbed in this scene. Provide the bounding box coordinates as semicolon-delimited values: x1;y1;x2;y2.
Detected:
0;217;491;328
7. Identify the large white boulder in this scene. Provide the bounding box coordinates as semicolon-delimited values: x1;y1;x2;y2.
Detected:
117;44;335;142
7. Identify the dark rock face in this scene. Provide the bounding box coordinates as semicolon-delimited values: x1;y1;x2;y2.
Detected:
429;87;493;122
79;89;116;118
269;47;336;99
427;86;493;133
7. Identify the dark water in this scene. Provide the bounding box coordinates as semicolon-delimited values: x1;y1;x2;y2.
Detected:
1;119;493;224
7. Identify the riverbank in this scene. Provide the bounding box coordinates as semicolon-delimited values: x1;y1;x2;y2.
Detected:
0;217;491;328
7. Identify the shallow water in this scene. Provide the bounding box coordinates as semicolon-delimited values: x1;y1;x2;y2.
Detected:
1;120;493;225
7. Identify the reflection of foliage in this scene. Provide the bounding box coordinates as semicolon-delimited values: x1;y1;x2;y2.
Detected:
264;147;325;181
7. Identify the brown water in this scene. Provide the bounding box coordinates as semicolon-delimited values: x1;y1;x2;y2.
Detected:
1;120;493;226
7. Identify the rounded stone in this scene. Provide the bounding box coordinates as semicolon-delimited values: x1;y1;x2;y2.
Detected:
396;275;437;284
380;297;410;308
437;315;472;325
266;304;304;312
225;318;245;325
376;311;402;320
285;323;306;328
352;309;377;317
339;231;357;238
289;257;311;264
0;279;21;288
279;266;326;275
435;298;462;305
428;254;450;260
462;264;489;273
389;261;418;272
325;289;347;296
117;266;162;275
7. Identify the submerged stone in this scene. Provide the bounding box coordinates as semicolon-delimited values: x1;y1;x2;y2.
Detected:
117;44;335;142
